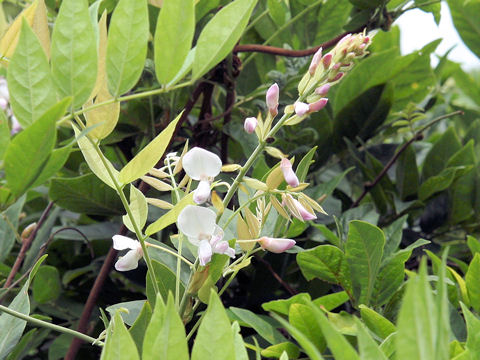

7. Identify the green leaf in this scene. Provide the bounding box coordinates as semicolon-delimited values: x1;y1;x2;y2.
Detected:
232;322;249;360
419;166;472;201
122;185;148;233
289;304;326;351
261;342;300;359
0;110;10;162
0;281;30;358
314;0;352;44
100;312;140;360
349;0;384;9
119;113;181;184
73;125;120;189
466;254;480;313
51;0;97;108
129;301;152;354
193;0;258;79
345;221;385;306
145;192;194;236
192;290;235;360
460;302;480;357
422;127;462;180
142;293;189;360
229;307;286;345
154;0;194;84
467;235;480;256
32;265;61;303
295;146;317;182
49;173;124;216
106;0;149;96
415;0;440;24
447;0;480;59
395;144;419;200
146;260;184;307
106;300;146;326
4;98;70;197
359;305;396;339
262;293;312;315
0;195;25;262
354;317;388;360
30;145;72;188
7;20;56;127
312;291;350;311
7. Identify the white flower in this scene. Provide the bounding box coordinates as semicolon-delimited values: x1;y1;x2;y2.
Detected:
182;147;222;204
177;205;235;266
294;102;309;116
244;117;257;134
112;235;143;271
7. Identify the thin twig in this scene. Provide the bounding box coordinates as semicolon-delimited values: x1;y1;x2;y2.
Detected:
254;254;297;296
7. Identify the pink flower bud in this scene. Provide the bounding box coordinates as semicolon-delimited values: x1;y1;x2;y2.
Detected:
291;196;317;221
363;37;370;44
294;102;309;116
338;33;352;45
322;53;333;69
266;83;279;116
308;47;322;75
244;117;257;134
315;84;330;96
280;158;299;187
329;72;344;82
308;98;328;112
259;237;296;253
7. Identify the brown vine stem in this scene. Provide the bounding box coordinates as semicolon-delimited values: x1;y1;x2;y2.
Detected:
65;81;206;360
3;201;54;288
350;110;464;209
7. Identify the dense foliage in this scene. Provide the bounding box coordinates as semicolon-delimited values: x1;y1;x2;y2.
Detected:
0;0;479;359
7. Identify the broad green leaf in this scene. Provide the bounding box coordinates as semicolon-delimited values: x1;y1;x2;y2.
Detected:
345;221;385;305
119;113;181;184
7;20;56;127
467;235;480;256
100;312;140;360
312;291;350;311
129;301;152;354
415;0;440;24
232;322;250;360
419;166;472;201
122;185;148;233
154;0;194;84
0;281;30;358
383;215;408;259
270;312;325;360
422;127;462;180
30;144;72;188
106;300;146;326
267;0;290;27
466;254;480;313
395;143;419;201
306;303;360;360
49;174;124;216
314;0;352;44
289;304;326;351
51;0;97;108
349;0;383;9
32;265;61;303
447;0;480;59
0;195;25;262
193;0;258;79
106;0;149;96
261;342;300;359
146;260;184;307
354;317;388;360
4;98;70;197
359;305;396;339
229;307;286;345
460;302;480;357
145;192;195;235
262;293;312;315
142;293;189;360
73;125;120;189
192;290;235;360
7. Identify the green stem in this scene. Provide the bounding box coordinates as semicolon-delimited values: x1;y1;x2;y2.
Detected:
145;242;193;267
0;303;103;346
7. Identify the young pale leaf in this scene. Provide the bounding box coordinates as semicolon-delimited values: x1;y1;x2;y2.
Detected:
119;113;181;184
192;0;258;79
51;0;97;108
32;0;50;57
154;0;195;84
145;193;194;235
359;305;396;339
192;290;235;360
345;221;385;306
73;126;120;189
4;98;70;197
142;293;189;360
7;20;56;127
100;312;140;360
106;0;149;96
122;185;148;233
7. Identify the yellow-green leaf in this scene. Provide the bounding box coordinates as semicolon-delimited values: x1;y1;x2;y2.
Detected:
145;193;194;236
123;185;148;233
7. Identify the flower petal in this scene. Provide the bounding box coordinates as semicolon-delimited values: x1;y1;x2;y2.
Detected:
115;248;142;271
198;240;213;266
213;241;236;258
260;237;296;253
182;147;222;180
280;158;299;187
177;205;217;243
112;235;139;250
193;180;211;204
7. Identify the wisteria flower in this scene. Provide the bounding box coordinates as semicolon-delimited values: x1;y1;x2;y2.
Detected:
177;205;235;266
182;147;222;204
283;194;317;221
112;235;143;271
266;83;279;116
244;117;257;134
280;158;299;187
259;237;296;253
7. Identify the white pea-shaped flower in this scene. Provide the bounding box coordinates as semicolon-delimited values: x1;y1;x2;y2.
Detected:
177;205;235;266
112;235;143;271
183;147;222;204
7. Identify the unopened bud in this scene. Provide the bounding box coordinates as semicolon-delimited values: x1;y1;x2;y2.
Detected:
21;223;37;240
322;53;333;69
329;72;344;82
280;158;299;187
308;47;322;75
294;102;309;117
244;117;257;134
266;83;279;117
309;98;328;112
259;237;296;253
315;84;330;96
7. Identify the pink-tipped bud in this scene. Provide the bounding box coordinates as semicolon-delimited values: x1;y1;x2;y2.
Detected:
322;53;333;69
280;158;299;187
308;47;323;75
333;63;341;70
259;237;296;253
338;33;352;45
294;102;309;117
291;196;317;221
244;117;257;134
309;98;328;112
363;37;370;44
315;84;330;96
329;72;344;82
266;83;279;116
